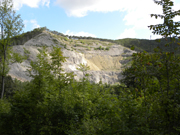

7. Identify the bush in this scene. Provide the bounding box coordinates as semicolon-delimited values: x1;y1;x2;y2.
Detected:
94;46;110;51
105;47;110;50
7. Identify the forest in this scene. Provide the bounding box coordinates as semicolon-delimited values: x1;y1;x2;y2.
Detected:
0;0;180;134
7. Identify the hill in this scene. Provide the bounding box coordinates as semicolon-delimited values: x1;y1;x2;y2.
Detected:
8;27;179;84
9;28;135;84
115;37;179;53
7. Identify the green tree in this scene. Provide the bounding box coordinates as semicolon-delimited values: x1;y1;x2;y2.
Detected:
0;0;24;99
121;0;180;134
148;0;180;47
148;3;180;134
0;46;72;134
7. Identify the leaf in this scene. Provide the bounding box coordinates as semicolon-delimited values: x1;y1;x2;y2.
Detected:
130;45;135;50
143;50;147;53
155;39;161;43
154;47;159;52
169;2;173;6
165;43;169;47
175;47;178;50
77;63;90;72
132;53;137;56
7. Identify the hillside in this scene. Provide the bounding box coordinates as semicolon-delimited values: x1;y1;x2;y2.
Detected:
9;27;179;84
115;37;180;53
9;28;136;84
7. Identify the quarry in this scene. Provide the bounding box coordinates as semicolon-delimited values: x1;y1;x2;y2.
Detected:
9;29;136;84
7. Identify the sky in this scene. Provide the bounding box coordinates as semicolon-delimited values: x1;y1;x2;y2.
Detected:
12;0;180;40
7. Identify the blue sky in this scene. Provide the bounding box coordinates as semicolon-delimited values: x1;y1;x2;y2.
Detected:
14;0;180;40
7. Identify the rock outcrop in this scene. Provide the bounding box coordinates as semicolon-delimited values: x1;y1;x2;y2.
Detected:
9;30;136;84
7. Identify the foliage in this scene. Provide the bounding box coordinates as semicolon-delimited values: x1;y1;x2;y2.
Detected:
10;27;46;45
0;0;180;134
77;63;90;72
121;0;180;134
148;0;180;39
121;51;180;134
0;75;17;98
94;46;110;51
0;0;24;99
115;37;179;53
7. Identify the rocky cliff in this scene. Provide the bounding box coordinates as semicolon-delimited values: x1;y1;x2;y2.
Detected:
9;30;136;84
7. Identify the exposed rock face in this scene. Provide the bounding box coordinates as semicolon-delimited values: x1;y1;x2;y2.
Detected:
9;31;136;84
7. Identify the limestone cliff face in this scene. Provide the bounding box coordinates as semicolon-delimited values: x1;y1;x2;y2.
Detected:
9;31;136;84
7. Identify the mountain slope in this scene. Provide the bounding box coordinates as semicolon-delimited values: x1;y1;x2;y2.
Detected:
9;29;136;84
115;37;180;53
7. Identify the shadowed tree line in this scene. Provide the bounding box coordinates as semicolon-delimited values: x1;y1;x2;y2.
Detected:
115;37;180;53
10;27;47;45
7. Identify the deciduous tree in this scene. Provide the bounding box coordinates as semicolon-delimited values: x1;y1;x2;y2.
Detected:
0;0;24;99
148;0;180;46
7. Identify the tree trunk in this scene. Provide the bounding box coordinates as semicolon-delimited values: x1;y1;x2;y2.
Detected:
1;76;5;99
0;21;5;99
1;44;6;99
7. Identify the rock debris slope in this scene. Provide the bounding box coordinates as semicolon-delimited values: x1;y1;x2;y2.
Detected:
9;30;136;84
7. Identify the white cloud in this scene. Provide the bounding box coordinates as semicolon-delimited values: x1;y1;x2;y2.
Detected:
24;19;40;30
42;0;50;7
13;0;50;10
55;0;180;18
30;19;40;29
64;30;96;37
117;27;162;40
23;20;28;28
56;0;180;39
55;0;126;17
55;0;164;18
173;1;180;22
117;28;137;39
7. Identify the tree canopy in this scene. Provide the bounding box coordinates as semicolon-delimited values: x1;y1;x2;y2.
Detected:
0;0;180;134
0;0;24;99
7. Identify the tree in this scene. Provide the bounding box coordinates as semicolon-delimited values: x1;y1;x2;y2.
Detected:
76;63;90;114
148;1;180;133
0;0;24;99
121;0;180;134
148;0;180;47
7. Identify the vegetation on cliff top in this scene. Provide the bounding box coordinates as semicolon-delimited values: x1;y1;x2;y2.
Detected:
11;26;180;54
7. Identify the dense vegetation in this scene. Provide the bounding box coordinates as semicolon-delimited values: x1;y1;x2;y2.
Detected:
11;27;47;45
115;37;180;53
1;0;180;134
1;45;180;135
